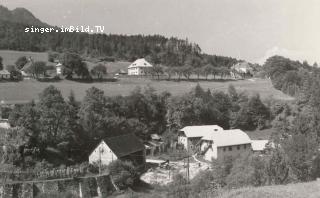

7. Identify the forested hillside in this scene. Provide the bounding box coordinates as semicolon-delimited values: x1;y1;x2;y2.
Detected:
0;6;238;67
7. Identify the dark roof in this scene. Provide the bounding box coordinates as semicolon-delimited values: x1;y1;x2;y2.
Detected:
103;133;145;158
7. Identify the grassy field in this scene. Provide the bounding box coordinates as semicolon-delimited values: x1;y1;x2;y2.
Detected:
0;50;293;104
0;50;48;65
0;78;293;104
218;180;320;198
0;50;130;74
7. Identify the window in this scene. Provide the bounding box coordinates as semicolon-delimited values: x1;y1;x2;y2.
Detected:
237;145;240;150
223;147;226;152
228;146;232;151
244;144;247;149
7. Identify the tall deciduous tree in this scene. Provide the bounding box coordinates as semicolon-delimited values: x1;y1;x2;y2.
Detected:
91;64;107;79
15;56;28;70
78;87;107;141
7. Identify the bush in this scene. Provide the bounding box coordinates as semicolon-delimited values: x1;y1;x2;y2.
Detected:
36;192;78;198
108;160;139;188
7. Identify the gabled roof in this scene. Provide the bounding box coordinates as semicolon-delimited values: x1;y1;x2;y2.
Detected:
103;133;145;158
201;129;251;147
128;58;152;69
251;140;269;151
231;62;251;70
180;125;224;138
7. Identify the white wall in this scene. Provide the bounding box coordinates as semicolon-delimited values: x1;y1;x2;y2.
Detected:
128;67;149;75
178;136;188;149
89;141;118;166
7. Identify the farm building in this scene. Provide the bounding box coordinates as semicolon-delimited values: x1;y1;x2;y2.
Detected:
144;134;165;156
178;125;252;161
128;58;153;75
230;61;253;78
89;133;146;167
251;140;273;154
178;125;224;150
199;129;252;161
0;70;10;79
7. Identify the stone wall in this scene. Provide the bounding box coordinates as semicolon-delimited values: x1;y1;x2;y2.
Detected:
0;174;116;198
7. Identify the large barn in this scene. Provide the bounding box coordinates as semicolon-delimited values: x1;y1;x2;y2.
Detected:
89;133;146;167
178;125;252;161
128;58;153;75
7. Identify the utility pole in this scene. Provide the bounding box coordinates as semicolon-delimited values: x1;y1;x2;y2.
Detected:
186;145;190;183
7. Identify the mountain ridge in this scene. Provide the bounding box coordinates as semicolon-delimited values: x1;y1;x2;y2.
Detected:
0;5;48;26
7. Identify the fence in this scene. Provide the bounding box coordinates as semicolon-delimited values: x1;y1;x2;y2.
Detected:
0;166;88;183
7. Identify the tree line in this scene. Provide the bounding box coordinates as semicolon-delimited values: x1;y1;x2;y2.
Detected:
0;19;238;68
2;84;271;168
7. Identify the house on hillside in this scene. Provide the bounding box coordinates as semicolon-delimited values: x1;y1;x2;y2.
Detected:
198;129;252;161
178;125;252;161
230;61;253;79
128;58;153;75
0;70;10;80
89;133;146;167
178;125;224;150
56;63;63;76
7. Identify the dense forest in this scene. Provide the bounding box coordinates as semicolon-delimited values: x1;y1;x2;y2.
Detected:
0;6;239;68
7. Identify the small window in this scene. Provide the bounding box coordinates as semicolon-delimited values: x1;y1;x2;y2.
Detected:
244;144;247;149
223;147;226;152
228;146;232;151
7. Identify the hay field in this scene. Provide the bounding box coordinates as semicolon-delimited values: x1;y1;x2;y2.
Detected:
0;78;293;104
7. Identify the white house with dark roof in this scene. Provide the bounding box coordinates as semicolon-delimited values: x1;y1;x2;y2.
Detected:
89;133;146;167
199;129;252;161
128;58;153;75
178;125;252;161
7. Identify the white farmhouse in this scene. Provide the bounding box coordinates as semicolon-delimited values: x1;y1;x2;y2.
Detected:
89;133;146;167
199;129;252;161
178;125;224;150
128;58;153;75
177;125;252;161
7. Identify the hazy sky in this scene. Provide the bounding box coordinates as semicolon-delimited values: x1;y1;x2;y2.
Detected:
2;0;320;64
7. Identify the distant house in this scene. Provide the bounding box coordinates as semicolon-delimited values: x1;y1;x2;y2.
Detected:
0;70;10;80
56;63;63;76
199;129;252;161
89;133;146;167
0;119;10;129
230;61;253;78
178;125;224;150
128;58;153;75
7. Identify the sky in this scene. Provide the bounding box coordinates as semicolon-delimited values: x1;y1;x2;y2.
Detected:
1;0;320;64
